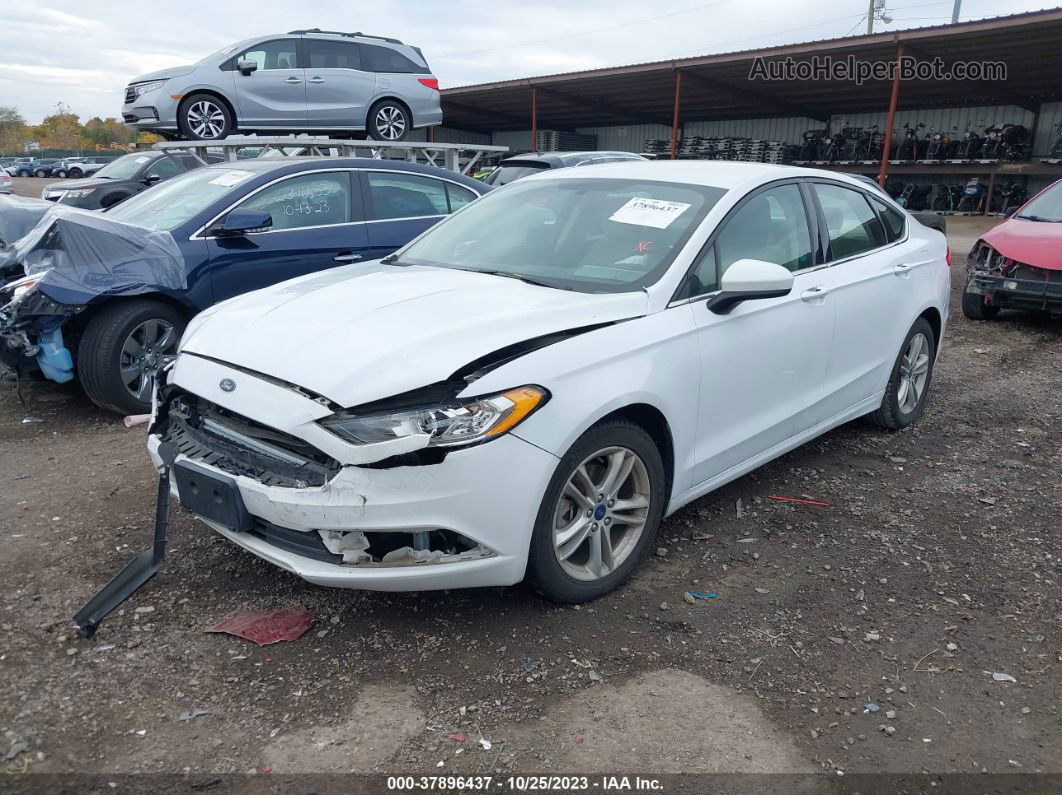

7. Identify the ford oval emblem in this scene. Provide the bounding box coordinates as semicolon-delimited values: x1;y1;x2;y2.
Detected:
219;378;236;393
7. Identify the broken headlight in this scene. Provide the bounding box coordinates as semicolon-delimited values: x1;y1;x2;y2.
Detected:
1;272;46;309
320;386;547;448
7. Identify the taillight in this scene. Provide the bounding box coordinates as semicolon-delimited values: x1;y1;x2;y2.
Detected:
418;78;439;90
945;246;951;267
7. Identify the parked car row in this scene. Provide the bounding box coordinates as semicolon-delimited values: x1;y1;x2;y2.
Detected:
0;156;113;179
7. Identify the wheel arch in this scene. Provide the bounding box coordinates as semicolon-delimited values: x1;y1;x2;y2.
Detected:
918;305;942;347
368;95;413;127
64;293;194;351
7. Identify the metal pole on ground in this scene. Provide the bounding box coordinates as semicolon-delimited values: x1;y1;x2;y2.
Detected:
670;70;682;160
878;42;904;187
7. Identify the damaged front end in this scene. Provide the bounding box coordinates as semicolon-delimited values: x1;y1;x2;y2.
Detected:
966;241;1062;316
0;272;82;381
148;367;503;571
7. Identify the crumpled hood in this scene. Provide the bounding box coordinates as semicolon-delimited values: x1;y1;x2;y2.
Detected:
129;65;195;83
983;217;1062;271
181;265;649;407
18;206;186;303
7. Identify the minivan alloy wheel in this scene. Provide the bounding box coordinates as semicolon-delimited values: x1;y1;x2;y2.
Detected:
120;319;177;402
553;446;651;581
374;105;407;140
897;332;930;414
186;100;226;139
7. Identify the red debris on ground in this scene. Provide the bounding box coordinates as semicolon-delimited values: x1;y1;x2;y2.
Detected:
206;607;315;645
450;733;466;743
767;495;832;507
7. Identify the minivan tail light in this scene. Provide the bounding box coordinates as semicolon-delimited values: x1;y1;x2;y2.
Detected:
945;246;951;267
418;78;440;90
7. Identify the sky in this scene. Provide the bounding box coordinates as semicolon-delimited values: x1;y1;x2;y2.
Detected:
1;0;1054;124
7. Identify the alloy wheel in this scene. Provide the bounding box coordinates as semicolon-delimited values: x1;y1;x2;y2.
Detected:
552;446;651;581
119;319;177;403
374;105;407;140
186;100;226;139
897;332;930;414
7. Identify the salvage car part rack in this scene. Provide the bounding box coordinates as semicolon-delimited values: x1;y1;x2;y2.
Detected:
152;136;509;176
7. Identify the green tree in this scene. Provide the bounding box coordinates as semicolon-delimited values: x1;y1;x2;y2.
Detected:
0;106;28;155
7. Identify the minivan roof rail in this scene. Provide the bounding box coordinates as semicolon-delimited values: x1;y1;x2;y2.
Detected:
287;28;404;45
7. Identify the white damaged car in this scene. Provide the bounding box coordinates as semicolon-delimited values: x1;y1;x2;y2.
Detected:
147;162;949;602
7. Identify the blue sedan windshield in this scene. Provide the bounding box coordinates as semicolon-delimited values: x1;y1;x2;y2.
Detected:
106;167;257;231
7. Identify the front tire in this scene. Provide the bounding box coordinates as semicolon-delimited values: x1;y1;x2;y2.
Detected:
526;419;666;603
866;318;936;430
178;94;233;140
962;288;999;320
77;300;186;415
34;168;48;178
367;100;411;141
55;169;68;178
68;168;83;179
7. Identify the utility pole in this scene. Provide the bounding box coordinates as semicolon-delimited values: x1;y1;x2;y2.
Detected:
951;0;961;23
867;0;876;34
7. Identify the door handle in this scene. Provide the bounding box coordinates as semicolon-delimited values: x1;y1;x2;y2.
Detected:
893;262;914;273
284;76;302;84
800;286;830;302
333;252;363;263
308;77;325;84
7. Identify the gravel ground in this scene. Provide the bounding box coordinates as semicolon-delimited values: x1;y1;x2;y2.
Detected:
0;201;1059;780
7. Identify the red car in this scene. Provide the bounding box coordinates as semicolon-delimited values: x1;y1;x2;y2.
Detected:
964;179;1062;319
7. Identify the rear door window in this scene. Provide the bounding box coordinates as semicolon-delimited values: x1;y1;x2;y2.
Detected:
305;39;362;70
366;172;450;219
815;183;887;260
869;196;906;242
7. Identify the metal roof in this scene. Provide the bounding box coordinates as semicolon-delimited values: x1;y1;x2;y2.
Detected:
440;8;1062;132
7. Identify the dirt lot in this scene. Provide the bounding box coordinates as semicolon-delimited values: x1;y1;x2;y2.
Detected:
0;200;1059;783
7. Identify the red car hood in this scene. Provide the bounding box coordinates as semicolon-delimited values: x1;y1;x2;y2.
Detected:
982;217;1062;270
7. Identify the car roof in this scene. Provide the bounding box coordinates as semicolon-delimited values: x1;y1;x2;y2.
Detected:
197;156;487;188
501;151;647;167
520;159;879;191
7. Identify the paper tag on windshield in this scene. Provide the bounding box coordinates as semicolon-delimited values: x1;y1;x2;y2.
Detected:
209;170;255;187
609;197;691;229
135;156;151;164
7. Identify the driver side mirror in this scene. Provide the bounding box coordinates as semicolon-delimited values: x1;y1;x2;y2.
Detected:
142;174;161;185
237;59;258;75
213;208;272;237
706;258;794;315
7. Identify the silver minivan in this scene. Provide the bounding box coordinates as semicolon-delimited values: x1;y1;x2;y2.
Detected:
122;29;442;141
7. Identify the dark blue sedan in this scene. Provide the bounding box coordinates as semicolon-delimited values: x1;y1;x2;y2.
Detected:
0;157;489;413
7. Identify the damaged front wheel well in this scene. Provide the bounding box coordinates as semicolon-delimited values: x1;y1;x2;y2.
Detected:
608;403;674;500
64;293;192;342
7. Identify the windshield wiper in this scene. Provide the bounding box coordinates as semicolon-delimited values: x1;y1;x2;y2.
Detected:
470;269;567;290
1015;214;1060;222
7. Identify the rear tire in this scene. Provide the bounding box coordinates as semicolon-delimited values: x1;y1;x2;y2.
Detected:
962;288;999;320
77;300;186;415
34;168;48;178
866;318;936;431
68;168;83;179
55;169;68;178
178;93;234;141
367;100;411;141
526;419;666;603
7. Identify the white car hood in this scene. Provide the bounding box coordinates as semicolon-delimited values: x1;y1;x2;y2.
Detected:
181;265;648;407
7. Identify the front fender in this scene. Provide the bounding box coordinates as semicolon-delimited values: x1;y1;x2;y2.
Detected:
463;305;700;501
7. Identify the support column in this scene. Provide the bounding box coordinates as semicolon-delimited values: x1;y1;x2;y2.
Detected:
670;70;683;160
530;86;538;152
878;42;904;187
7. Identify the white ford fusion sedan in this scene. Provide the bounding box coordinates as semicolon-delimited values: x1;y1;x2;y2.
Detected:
148;161;949;602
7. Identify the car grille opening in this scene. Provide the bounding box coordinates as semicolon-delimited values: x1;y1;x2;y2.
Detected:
158;388;341;488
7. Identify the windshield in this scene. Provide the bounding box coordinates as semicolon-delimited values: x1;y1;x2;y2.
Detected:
484;161;550;186
395;177;725;293
1016;181;1062;222
94;153;155;180
106;167;255;230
